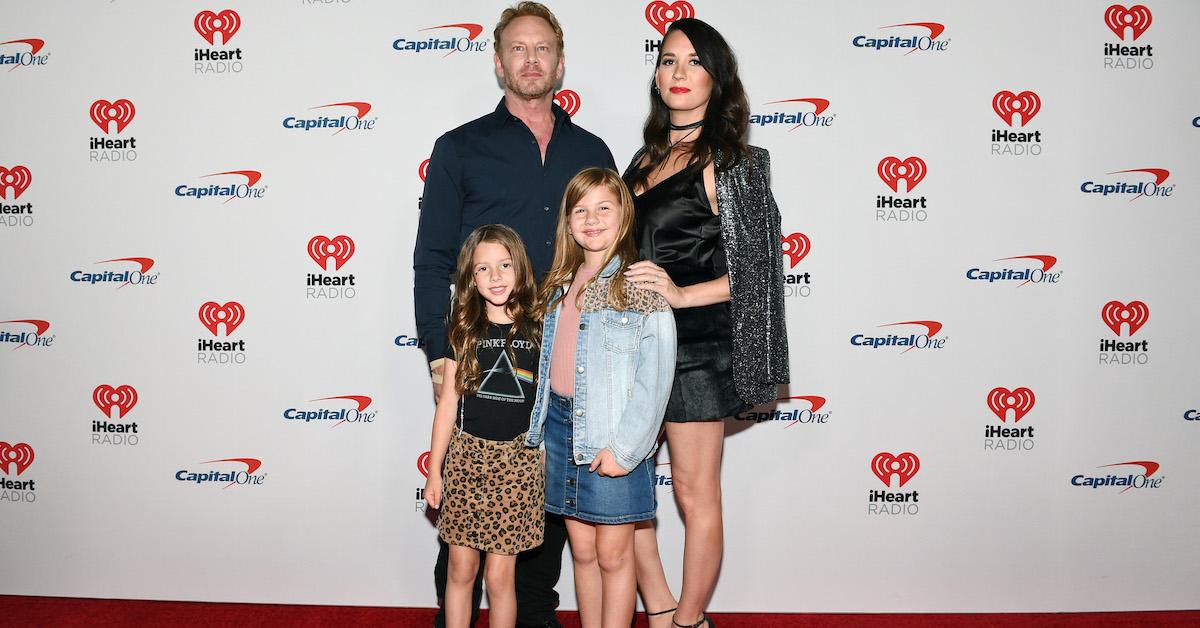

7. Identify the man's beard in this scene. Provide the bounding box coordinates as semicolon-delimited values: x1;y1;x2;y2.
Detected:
504;71;555;100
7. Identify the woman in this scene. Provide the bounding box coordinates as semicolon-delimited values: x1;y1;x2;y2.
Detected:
621;18;789;628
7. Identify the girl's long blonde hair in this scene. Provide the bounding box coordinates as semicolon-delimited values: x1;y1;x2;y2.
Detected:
448;224;541;395
539;168;639;313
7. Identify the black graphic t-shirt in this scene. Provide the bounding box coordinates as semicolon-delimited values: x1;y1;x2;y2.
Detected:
445;322;539;441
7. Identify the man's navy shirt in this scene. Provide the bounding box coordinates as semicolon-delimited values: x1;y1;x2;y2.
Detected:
414;99;616;363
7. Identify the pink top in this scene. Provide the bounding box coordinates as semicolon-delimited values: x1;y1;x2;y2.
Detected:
550;266;599;397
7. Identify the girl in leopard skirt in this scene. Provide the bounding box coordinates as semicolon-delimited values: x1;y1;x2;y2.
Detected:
423;224;544;628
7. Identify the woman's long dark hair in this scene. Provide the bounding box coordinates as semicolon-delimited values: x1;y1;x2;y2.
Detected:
628;18;751;191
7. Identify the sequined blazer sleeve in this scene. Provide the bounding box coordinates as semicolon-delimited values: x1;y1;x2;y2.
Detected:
716;146;790;405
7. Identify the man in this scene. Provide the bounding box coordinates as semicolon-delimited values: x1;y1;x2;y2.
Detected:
413;3;616;627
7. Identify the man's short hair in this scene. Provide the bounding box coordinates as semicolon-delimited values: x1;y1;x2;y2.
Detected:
494;1;565;54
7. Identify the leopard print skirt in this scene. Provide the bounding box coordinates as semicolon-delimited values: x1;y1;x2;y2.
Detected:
437;430;544;555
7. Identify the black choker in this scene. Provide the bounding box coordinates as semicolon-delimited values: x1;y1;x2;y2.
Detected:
669;120;704;131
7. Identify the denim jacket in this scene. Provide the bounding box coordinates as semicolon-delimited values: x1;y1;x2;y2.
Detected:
525;256;677;471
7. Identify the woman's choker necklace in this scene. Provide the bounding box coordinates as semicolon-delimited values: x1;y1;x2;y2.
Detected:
669;119;704;131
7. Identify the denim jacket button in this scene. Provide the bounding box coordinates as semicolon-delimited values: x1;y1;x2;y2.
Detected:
574;409;583;416
579;323;587;330
576;366;584;373
620;316;628;324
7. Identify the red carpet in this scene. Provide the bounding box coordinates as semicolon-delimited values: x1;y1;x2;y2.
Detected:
2;596;1197;627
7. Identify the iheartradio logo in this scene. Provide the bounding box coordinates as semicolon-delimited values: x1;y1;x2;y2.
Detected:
0;165;32;199
871;452;919;488
0;442;35;476
418;451;432;478
418;159;430;182
195;10;241;46
993;91;1040;127
645;1;695;36
93;385;138;419
308;235;355;271
1101;300;1149;336
89;99;136;135
781;232;810;268
198;301;245;336
1105;4;1152;41
877;156;926;193
987;387;1035;423
554;90;581;117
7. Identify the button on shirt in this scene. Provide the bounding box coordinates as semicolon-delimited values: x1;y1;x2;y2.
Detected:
414;99;617;363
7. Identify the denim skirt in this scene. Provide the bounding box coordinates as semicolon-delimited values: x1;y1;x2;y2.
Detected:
543;391;656;524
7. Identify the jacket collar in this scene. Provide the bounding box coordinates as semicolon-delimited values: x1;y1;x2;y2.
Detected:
598;255;622;279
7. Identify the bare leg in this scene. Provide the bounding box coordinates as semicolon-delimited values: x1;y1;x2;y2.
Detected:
665;421;725;625
634;520;676;628
484;552;517;628
595;522;637;628
446;544;481;628
566;518;602;628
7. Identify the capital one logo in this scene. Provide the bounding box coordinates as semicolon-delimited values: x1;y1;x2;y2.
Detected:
198;301;245;336
89;99;136;134
176;457;265;488
0;38;47;71
1102;300;1149;336
871;452;919;488
1;319;52;351
993;91;1040;127
645;1;695;35
1105;5;1152;40
877;156;926;193
93;385;138;419
755;98;834;131
1073;460;1161;493
554;90;581;117
0;165;32;199
852;22;949;55
282;102;375;135
781;232;810;268
418;451;431;478
195;10;241;45
987;387;1035;423
308;235;355;271
393;24;486;57
285;395;375;427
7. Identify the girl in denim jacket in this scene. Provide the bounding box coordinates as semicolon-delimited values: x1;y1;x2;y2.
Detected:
525;168;676;628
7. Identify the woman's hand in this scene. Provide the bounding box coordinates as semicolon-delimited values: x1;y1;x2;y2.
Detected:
589;448;630;477
625;260;686;308
424;473;443;509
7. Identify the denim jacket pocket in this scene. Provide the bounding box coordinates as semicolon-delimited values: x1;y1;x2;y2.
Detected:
601;311;643;354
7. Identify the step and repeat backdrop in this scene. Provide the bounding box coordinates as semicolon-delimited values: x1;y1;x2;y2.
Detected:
2;0;1199;614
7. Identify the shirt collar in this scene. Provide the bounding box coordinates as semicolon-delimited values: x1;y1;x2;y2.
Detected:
491;97;571;131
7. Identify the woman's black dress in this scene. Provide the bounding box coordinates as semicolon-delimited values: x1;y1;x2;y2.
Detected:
629;167;748;421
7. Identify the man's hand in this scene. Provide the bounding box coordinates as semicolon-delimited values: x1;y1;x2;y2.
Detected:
429;358;445;402
424;473;443;509
588;448;630;477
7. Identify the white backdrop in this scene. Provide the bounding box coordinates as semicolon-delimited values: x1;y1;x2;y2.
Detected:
2;0;1199;613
